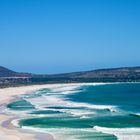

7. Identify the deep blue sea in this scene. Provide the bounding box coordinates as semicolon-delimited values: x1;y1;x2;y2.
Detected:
7;83;140;140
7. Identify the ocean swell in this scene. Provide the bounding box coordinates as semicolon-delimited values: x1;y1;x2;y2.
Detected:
94;126;140;140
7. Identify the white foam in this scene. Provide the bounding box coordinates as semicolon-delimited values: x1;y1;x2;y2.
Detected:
49;84;116;111
22;126;121;140
135;113;140;116
24;84;116;117
21;126;78;140
49;83;108;94
60;109;94;116
80;116;90;119
4;107;31;117
11;119;20;127
26;93;116;116
7;83;139;140
50;85;80;92
94;126;140;140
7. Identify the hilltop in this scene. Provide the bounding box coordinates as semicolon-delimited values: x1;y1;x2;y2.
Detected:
0;66;140;87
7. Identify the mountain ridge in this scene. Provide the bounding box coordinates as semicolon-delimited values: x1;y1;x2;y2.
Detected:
0;65;140;87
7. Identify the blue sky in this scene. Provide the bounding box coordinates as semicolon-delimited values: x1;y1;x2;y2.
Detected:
0;0;140;74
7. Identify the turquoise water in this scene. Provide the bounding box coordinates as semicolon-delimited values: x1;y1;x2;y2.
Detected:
7;83;140;140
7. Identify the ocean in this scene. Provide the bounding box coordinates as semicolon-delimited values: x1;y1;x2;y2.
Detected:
6;83;140;140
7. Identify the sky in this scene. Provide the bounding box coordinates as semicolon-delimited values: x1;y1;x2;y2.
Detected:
0;0;140;74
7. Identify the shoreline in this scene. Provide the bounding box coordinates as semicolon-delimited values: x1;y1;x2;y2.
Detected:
0;83;104;140
0;82;138;140
0;84;67;140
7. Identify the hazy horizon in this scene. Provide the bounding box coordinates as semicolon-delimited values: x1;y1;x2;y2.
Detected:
0;0;140;74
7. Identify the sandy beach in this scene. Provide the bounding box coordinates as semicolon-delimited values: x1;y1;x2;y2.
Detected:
0;84;64;140
0;82;140;140
0;83;106;140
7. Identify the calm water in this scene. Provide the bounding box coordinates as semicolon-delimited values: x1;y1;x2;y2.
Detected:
7;83;140;140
